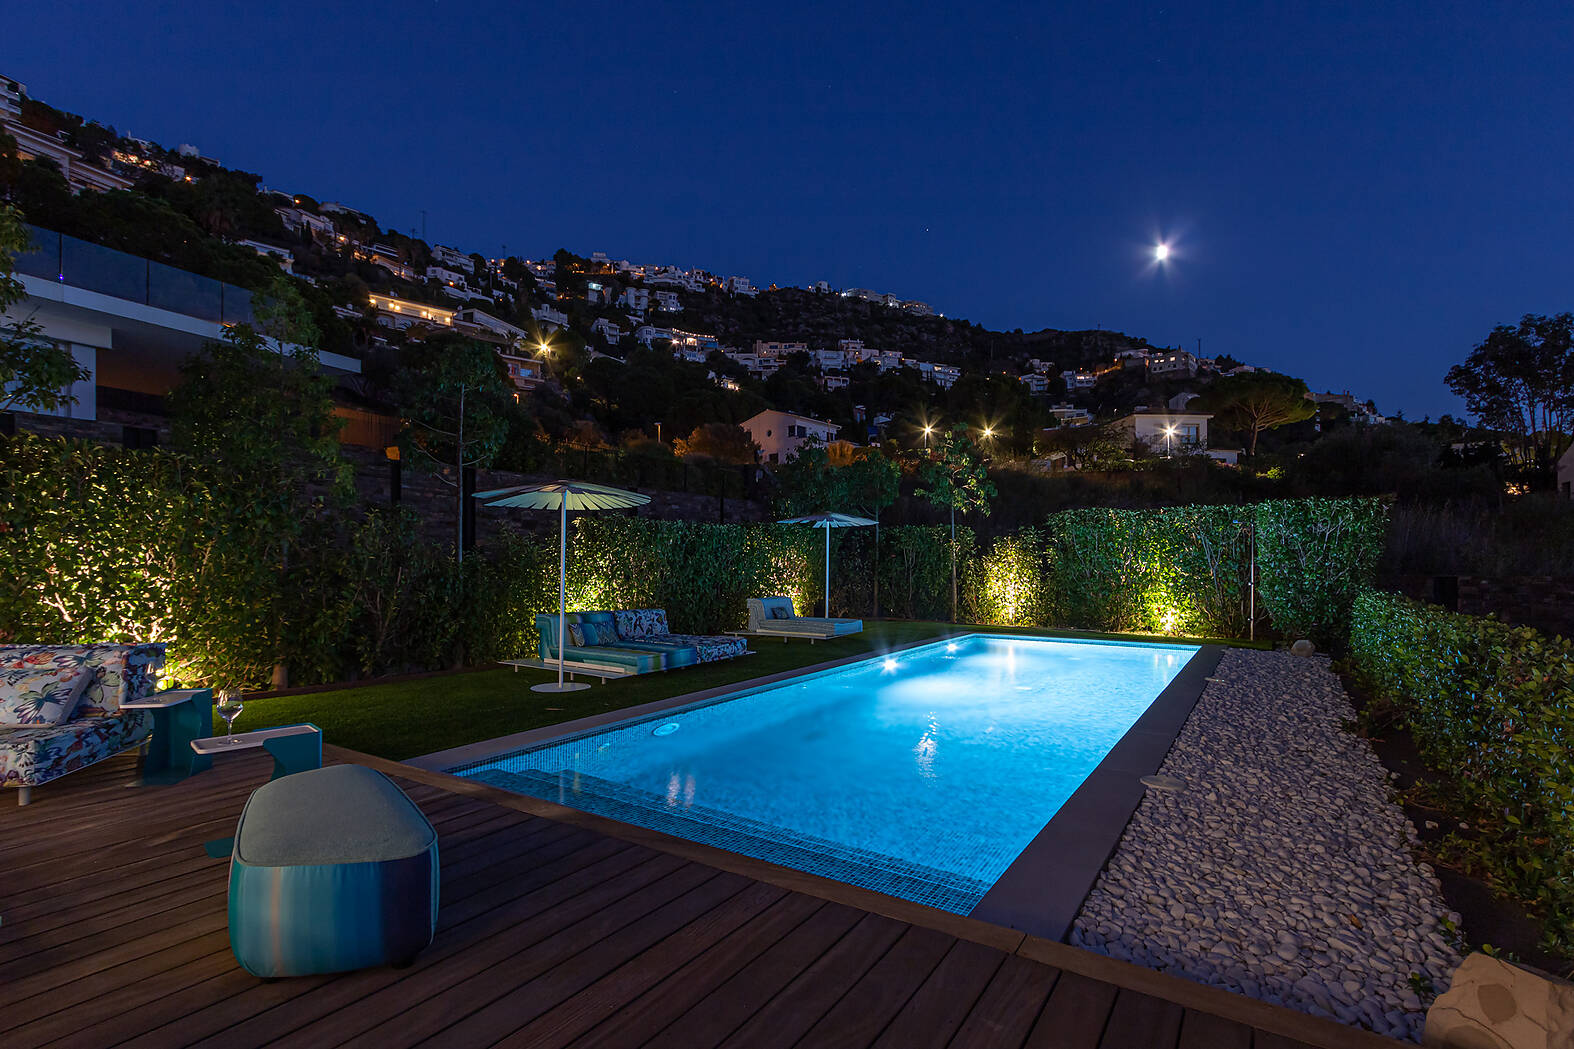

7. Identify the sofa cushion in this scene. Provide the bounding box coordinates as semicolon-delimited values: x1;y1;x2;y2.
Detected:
579;611;620;643
651;633;748;663
613;609;669;639
0;644;165;717
0;663;92;726
611;639;699;669
0;709;153;790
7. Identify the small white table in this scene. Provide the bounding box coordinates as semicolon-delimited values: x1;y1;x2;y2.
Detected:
192;724;323;779
192;724;320;756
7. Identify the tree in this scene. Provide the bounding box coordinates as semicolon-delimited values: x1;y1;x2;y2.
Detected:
1445;313;1574;487
394;336;513;562
0;203;90;414
1199;371;1316;457
915;425;996;621
834;450;901;616
675;422;758;464
167;274;349;687
1035;420;1126;471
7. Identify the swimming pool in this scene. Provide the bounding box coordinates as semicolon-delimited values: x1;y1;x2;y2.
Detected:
448;634;1200;916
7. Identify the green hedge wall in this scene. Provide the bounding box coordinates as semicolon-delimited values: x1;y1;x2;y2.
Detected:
0;434;553;686
963;497;1387;641
1348;590;1574;948
1;433;1384;688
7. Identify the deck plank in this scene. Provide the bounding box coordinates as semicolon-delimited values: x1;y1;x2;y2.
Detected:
573;892;827;1049
0;751;1380;1049
947;953;1061;1049
871;938;1010;1049
1025;969;1120;1048
1099;989;1186;1049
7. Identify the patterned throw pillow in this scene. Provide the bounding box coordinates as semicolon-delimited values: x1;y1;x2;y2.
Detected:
566;623;588;646
769;605;792;620
0;664;92;726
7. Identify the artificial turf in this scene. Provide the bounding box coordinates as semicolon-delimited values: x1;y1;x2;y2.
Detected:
228;620;1266;760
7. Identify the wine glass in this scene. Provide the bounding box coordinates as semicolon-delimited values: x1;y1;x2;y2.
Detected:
216;690;244;744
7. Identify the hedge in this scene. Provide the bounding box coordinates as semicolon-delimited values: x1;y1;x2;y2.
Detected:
964;497;1387;641
1348;590;1574;948
1;432;1383;688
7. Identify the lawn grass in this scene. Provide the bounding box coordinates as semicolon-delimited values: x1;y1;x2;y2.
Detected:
228;620;1267;761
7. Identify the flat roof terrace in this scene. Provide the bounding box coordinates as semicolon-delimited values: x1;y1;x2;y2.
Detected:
0;748;1404;1049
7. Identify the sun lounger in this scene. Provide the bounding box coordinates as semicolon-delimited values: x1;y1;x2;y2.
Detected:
744;597;863;641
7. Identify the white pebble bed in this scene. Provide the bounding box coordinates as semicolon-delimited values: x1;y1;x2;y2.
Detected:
1069;649;1463;1042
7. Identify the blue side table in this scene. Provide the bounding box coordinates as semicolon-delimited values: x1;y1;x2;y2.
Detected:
122;688;215;785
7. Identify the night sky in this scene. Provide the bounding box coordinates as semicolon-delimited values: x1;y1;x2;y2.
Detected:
9;2;1573;418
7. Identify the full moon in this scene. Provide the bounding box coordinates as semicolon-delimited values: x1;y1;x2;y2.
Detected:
1154;243;1170;261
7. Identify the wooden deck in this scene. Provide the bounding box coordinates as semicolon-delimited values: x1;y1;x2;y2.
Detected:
0;749;1405;1049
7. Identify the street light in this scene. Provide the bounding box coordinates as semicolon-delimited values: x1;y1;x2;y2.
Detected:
1163;424;1177;457
922;423;935;450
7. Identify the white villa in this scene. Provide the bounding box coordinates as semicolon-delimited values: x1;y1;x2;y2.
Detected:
740;409;840;464
1111;410;1213;456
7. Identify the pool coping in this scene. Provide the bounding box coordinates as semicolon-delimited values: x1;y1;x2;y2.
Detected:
971;642;1224;939
410;634;1222;944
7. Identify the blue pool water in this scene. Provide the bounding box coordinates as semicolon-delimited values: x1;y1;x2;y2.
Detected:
450;634;1196;914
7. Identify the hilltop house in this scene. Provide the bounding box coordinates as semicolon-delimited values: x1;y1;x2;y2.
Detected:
1112;410;1213;457
368;293;455;330
455;307;528;343
1561;443;1574;498
430;244;474;272
740;409;840;464
496;352;545;392
1148;350;1199;378
532;305;569;331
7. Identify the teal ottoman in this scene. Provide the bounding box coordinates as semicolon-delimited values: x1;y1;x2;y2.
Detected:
226;765;439;977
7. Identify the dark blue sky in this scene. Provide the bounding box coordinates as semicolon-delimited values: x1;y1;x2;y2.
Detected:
9;2;1573;418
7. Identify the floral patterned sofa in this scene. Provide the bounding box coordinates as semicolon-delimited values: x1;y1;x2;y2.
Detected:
609;609;748;663
0;643;165;805
532;609;747;674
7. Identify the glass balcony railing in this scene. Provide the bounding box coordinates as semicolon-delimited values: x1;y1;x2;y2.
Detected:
14;224;255;325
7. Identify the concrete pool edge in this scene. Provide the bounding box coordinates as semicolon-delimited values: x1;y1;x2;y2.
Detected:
968;643;1225;941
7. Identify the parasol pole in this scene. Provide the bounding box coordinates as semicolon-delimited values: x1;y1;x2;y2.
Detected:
824;523;831;618
558;490;567;688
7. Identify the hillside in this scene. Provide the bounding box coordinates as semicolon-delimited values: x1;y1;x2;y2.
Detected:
676;286;1158;372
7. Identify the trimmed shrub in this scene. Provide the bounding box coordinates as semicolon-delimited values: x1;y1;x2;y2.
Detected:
1254;497;1388;644
964;498;1384;640
1348;590;1574;948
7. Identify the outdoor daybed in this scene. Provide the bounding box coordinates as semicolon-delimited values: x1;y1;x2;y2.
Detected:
745;596;863;641
0;643;164;805
533;608;747;675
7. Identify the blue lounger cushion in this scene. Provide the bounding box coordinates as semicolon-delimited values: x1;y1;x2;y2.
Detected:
227;765;438;977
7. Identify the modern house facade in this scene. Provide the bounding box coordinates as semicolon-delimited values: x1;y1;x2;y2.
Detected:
1111;410;1213;456
740;409;840;464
